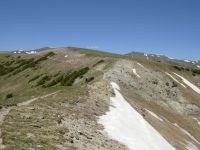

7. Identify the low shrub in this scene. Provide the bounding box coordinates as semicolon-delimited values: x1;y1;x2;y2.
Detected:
53;71;61;77
28;75;41;82
93;59;104;67
185;68;190;71
6;93;13;99
173;66;184;71
0;52;55;76
36;75;51;86
3;60;15;66
61;67;89;86
46;75;64;87
192;69;200;75
0;65;18;76
85;77;94;83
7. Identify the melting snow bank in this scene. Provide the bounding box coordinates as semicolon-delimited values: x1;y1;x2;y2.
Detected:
98;82;175;150
165;72;186;88
146;109;163;122
132;68;141;78
173;73;200;95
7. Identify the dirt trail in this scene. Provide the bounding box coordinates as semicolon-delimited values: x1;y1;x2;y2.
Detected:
0;91;58;149
18;91;58;106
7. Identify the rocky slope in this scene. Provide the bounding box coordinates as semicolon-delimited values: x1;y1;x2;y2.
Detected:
0;47;200;150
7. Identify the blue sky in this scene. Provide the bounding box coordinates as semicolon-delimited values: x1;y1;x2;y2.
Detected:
0;0;199;60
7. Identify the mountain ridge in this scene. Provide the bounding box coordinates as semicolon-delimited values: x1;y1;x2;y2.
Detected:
0;47;200;150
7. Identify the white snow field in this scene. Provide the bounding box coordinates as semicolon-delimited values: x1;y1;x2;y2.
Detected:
98;82;175;150
165;72;186;88
132;68;141;78
146;109;163;122
173;73;200;95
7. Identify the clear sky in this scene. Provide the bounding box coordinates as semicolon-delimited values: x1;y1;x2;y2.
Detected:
0;0;199;60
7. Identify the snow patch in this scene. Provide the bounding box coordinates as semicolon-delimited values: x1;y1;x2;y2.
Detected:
110;82;120;90
165;72;186;88
137;62;144;68
132;68;141;78
26;51;36;54
184;60;191;63
197;65;200;69
144;54;149;60
174;123;200;145
65;55;68;58
156;54;161;57
186;142;199;150
98;82;175;150
146;109;163;122
173;73;200;94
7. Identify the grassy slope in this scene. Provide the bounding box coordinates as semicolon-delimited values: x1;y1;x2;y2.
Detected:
0;48;110;106
1;48;113;149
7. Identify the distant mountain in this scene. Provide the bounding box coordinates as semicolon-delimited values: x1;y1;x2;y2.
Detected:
128;51;200;69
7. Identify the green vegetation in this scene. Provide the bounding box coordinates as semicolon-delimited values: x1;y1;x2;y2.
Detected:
28;74;42;83
61;67;89;86
0;52;55;76
0;64;17;76
173;65;200;75
192;69;200;75
45;66;96;87
173;65;184;71
6;93;13;99
93;59;105;67
53;71;61;77
36;75;51;86
34;51;55;63
3;60;15;66
46;74;64;87
28;66;90;88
